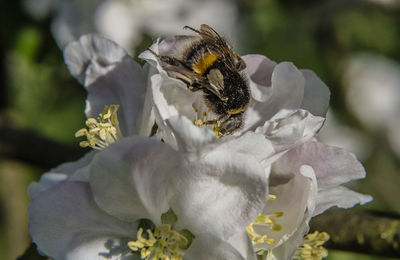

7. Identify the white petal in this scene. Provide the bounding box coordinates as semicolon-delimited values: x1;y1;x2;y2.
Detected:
165;115;216;154
64;34;148;136
228;231;258;260
185;232;252;260
64;34;126;85
270;220;310;260
314;186;373;216
29;181;137;260
273;141;367;189
255;109;325;153
170;149;268;240
28;151;95;199
66;236;139;260
89;136;185;223
254;165;317;251
242;54;276;102
244;62;305;131
212;131;275;162
300;69;330;117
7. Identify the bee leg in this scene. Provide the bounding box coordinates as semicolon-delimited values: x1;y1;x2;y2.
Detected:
174;76;203;92
201;114;229;126
147;48;189;68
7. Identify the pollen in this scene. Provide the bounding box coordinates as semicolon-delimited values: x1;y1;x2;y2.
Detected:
128;224;188;260
247;199;285;254
75;105;122;150
293;231;330;260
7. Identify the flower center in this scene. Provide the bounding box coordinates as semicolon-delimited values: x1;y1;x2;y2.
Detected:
293;231;330;260
192;107;225;137
75;105;122;150
128;224;188;260
247;195;284;254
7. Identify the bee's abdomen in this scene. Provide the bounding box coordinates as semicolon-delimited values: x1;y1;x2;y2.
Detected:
224;72;250;114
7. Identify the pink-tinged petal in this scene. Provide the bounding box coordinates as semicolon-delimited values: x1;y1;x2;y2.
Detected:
186;232;254;260
64;34;148;136
255;110;325;153
300;70;330;117
243;54;276;89
28;151;95;199
253;165;317;251
244;62;305;130
29;181;137;260
89;136;185;223
170;149;268;240
273;141;366;188
314;186;373;216
242;54;276;102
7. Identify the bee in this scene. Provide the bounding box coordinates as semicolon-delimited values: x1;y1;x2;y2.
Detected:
147;24;250;136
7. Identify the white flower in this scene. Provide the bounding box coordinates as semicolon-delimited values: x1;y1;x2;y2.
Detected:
250;141;372;259
344;53;400;130
29;135;270;260
23;0;237;53
139;35;330;153
27;31;373;260
29;34;154;198
138;33;372;259
344;53;400;158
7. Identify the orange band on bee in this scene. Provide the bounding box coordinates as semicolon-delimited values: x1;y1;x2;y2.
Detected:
227;103;250;115
192;52;219;75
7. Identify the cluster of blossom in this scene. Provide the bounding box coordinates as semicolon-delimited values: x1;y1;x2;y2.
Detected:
23;0;237;54
28;34;372;260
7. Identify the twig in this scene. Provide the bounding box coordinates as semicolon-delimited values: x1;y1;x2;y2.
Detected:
310;209;400;258
0;124;88;169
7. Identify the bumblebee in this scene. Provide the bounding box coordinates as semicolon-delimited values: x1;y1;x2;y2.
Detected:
148;24;250;136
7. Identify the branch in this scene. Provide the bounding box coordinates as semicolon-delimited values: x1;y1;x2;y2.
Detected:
18;243;48;260
0;124;88;169
310;209;400;258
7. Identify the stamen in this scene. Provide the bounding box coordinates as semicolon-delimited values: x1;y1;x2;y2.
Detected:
247;195;284;254
293;231;330;260
75;105;122;150
192;106;223;137
128;224;188;260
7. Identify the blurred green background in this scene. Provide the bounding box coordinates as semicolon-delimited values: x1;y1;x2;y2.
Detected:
1;0;400;259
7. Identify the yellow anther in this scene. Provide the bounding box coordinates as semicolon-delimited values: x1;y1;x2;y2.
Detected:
195;119;204;126
293;231;330;260
75;105;122;150
247;198;285;250
268;194;277;201
202;112;208;118
128;224;188;260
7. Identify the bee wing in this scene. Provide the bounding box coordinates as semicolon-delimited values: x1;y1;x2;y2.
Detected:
199;24;246;71
199;24;225;41
206;69;228;102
